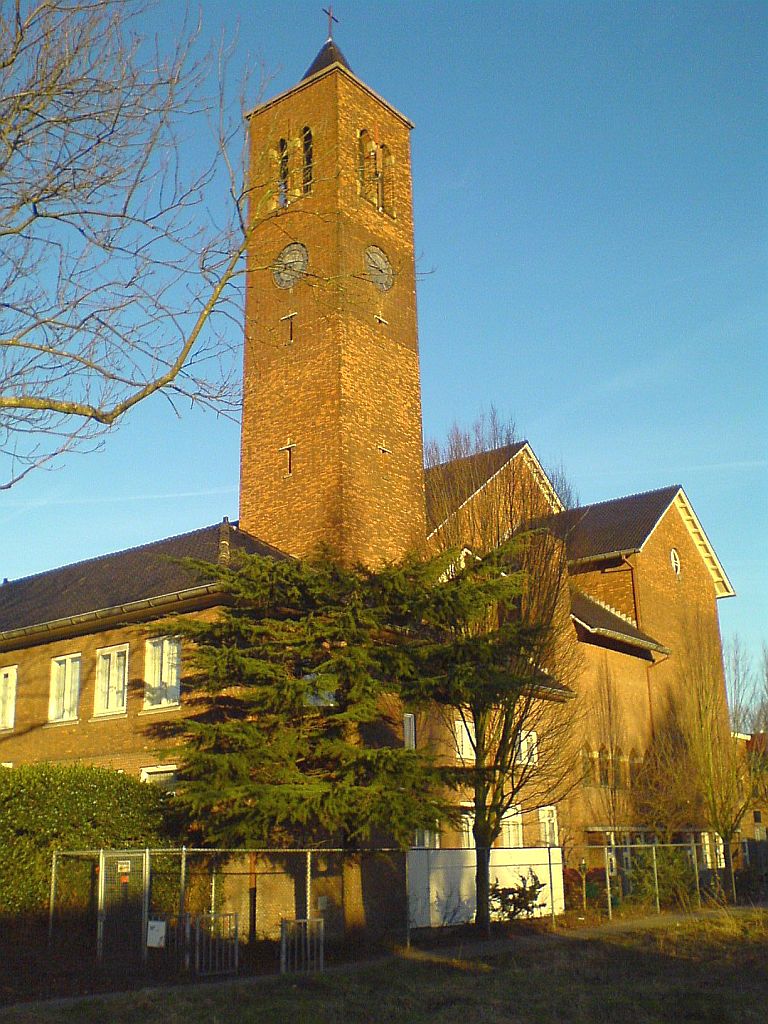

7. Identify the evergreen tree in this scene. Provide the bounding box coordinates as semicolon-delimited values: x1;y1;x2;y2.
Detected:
169;552;447;849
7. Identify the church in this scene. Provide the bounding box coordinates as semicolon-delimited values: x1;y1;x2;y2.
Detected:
0;37;736;857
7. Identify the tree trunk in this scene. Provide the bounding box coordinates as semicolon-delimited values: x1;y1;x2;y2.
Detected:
475;843;491;936
723;836;737;904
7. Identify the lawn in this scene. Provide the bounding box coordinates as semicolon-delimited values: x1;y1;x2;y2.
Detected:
0;911;765;1023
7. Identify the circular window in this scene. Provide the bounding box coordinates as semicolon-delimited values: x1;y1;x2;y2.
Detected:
670;548;681;576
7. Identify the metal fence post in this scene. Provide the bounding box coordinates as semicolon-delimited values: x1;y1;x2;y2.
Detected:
48;851;58;946
306;850;312;921
691;837;702;909
651;844;660;914
142;848;151;962
179;846;187;921
405;850;411;949
547;845;556;927
96;848;106;961
603;845;612;921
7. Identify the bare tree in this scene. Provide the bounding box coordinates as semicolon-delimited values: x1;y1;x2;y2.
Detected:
586;657;634;838
677;615;758;901
0;1;265;487
423;414;583;932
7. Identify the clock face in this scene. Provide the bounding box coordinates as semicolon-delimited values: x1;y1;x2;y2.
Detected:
364;245;394;291
272;242;308;288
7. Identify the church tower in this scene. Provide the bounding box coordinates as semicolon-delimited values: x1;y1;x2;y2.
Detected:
238;38;426;565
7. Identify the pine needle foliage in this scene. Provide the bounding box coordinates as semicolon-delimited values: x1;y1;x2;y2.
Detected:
168;551;453;849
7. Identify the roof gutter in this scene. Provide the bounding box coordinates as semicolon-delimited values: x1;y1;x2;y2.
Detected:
0;583;223;645
571;614;670;655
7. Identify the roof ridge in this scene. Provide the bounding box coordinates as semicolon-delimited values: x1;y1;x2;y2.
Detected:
575;483;681;514
424;440;528;474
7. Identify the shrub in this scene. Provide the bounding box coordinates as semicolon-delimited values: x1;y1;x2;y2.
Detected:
489;870;545;920
0;763;172;914
626;846;697;908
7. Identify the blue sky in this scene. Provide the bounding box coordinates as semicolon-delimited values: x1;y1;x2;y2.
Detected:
2;1;766;662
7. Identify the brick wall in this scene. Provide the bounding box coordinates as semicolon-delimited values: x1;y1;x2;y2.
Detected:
239;66;426;566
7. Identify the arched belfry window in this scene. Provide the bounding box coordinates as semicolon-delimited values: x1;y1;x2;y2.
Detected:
277;138;289;208
598;745;610;787
378;143;394;216
358;129;394;215
302;126;313;195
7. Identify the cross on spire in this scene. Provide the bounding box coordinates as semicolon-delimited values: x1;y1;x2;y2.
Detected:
322;4;338;40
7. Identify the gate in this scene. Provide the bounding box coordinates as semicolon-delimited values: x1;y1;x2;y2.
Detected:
280;918;324;974
98;849;149;961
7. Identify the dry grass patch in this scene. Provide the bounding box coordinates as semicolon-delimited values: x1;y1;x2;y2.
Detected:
0;911;765;1024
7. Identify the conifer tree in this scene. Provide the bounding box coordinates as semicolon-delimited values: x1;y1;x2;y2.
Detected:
168;552;448;849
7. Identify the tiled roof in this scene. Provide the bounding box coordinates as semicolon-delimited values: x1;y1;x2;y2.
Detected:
551;485;681;562
302;39;352;80
0;522;288;636
571;590;669;654
424;443;528;533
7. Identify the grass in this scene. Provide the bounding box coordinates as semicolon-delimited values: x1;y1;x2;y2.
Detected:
0;910;766;1023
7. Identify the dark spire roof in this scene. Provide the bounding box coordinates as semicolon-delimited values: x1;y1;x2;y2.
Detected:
302;38;352;80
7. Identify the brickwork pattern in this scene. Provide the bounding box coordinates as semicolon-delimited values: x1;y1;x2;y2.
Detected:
239;67;426;566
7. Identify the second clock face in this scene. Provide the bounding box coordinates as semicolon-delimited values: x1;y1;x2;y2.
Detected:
365;245;394;291
273;243;308;288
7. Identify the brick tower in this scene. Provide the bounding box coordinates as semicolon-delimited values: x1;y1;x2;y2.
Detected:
238;39;426;565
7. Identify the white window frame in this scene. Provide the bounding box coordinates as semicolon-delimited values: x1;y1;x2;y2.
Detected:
143;637;181;710
0;665;17;731
515;729;539;766
403;712;416;750
94;643;129;717
501;804;524;848
538;805;559;847
454;717;476;762
412;826;440;849
48;654;81;723
459;804;475;849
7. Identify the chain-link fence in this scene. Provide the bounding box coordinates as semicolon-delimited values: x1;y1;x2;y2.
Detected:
565;841;707;918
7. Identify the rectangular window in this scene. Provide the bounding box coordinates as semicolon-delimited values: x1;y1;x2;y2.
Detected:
515;730;539;766
454;718;476;762
538;805;558;847
0;666;17;730
459;806;475;849
412;826;440;849
49;654;81;722
403;713;416;750
144;637;181;709
501;804;524;848
94;644;128;716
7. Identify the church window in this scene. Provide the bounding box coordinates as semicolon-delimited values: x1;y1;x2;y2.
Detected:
582;745;594;786
94;643;128;716
277;137;289;208
629;749;642;789
377;143;394;216
48;653;80;722
302;126;313;194
144;637;180;709
358;129;376;205
0;666;17;731
612;747;625;789
670;548;681;576
598;745;610;787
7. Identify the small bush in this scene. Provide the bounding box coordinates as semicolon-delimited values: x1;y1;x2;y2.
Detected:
626;846;696;908
489;870;545;920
